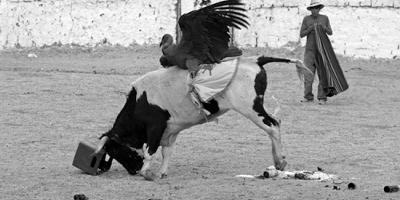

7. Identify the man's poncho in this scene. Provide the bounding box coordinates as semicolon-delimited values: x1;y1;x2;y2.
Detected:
314;25;349;97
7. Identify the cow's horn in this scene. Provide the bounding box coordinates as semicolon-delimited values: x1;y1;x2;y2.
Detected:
93;136;109;155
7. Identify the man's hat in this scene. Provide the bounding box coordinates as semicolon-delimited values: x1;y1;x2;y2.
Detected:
307;0;324;10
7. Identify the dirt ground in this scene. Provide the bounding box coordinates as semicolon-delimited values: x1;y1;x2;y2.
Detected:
1;45;399;200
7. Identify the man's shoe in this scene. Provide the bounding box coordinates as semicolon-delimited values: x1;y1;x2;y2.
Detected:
300;98;313;103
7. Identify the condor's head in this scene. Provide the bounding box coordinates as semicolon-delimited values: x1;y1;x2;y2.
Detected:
159;34;174;49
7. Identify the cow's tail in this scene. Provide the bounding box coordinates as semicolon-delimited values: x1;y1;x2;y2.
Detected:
253;57;282;127
256;56;291;68
256;56;312;82
254;56;302;119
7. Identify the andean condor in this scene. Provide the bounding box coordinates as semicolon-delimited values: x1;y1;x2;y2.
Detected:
159;0;249;72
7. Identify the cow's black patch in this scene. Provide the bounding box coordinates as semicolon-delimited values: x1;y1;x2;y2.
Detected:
134;90;171;154
201;99;219;115
252;67;279;127
103;87;171;174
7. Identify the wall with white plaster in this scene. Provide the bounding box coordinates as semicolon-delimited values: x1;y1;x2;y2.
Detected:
235;1;400;58
0;0;177;47
1;0;399;58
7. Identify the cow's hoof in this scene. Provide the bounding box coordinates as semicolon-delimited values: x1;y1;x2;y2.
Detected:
141;170;156;181
160;173;168;179
276;160;287;171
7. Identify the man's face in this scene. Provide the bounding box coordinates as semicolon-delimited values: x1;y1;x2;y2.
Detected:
310;7;321;16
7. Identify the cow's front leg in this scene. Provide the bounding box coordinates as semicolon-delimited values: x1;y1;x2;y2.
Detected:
159;145;175;178
139;143;156;181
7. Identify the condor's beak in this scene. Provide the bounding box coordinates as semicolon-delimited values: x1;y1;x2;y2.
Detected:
159;38;165;47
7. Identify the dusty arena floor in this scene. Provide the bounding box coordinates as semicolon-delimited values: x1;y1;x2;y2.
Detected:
1;45;400;200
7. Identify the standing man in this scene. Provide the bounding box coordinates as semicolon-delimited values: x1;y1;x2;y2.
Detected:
300;0;332;104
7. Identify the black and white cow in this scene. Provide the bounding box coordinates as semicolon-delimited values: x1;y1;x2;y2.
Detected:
95;56;305;180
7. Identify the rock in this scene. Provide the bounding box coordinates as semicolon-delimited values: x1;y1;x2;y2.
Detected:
348;182;356;190
73;194;89;200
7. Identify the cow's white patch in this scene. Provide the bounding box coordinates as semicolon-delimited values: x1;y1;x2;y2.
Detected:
129;147;144;158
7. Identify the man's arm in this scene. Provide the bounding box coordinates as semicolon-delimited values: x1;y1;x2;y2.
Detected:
300;17;313;38
321;16;333;35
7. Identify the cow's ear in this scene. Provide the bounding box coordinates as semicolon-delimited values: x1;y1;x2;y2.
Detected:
136;91;150;106
114;88;137;123
127;88;137;100
124;88;138;108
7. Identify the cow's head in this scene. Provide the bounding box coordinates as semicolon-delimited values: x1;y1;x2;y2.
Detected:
94;87;171;175
93;88;145;175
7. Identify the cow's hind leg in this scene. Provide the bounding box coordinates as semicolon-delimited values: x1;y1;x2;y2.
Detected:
232;103;287;170
225;66;287;170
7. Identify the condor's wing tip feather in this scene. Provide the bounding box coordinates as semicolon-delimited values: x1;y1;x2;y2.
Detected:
228;15;249;27
178;1;249;29
202;0;245;11
177;0;249;57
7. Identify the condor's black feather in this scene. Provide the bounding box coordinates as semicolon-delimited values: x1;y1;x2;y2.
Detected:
160;0;248;69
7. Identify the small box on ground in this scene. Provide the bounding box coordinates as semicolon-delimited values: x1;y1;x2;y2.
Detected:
72;141;112;175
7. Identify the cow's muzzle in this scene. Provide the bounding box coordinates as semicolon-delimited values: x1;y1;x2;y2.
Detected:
94;135;144;175
104;140;144;175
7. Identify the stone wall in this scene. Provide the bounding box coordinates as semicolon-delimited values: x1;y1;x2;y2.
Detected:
1;0;399;58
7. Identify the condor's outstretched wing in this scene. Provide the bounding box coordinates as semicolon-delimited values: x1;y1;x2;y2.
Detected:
177;0;249;63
